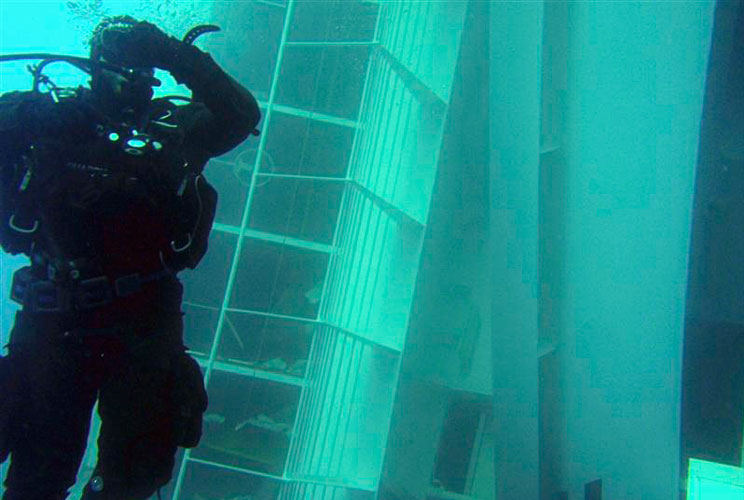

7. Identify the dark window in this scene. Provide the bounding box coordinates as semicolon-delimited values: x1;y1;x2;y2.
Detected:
585;479;602;500
432;393;488;494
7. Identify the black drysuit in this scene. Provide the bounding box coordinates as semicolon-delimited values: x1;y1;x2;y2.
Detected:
0;48;260;499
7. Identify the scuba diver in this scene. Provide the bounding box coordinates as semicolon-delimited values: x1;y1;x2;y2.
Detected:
0;15;260;499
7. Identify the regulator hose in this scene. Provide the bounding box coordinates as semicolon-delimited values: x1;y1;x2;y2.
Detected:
0;53;124;75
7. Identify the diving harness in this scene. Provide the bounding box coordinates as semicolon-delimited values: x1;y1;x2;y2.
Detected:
2;25;221;312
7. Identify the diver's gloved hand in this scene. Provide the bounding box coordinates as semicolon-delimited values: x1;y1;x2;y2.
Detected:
99;21;181;70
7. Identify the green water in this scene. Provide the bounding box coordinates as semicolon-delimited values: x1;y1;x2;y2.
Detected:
1;1;741;499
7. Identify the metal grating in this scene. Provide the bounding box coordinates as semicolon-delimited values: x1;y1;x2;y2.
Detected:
286;325;398;488
171;0;466;497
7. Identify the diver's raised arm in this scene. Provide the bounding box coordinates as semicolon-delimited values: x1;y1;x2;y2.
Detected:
95;20;261;156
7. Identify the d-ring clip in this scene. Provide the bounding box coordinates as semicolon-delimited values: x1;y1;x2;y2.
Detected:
9;215;39;234
171;234;192;253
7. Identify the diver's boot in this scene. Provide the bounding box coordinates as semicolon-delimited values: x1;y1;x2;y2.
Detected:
2;489;67;500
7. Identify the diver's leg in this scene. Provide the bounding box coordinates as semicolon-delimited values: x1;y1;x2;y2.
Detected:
2;313;97;500
0;355;16;465
82;319;185;500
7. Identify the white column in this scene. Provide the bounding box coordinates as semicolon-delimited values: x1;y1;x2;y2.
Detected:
489;3;544;499
556;2;715;498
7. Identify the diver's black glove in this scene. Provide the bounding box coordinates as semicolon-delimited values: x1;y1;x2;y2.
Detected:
99;21;181;70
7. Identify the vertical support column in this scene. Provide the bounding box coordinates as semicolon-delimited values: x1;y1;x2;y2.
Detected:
488;3;544;499
556;2;715;498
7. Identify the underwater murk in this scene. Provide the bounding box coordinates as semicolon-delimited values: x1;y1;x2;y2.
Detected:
1;1;743;499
